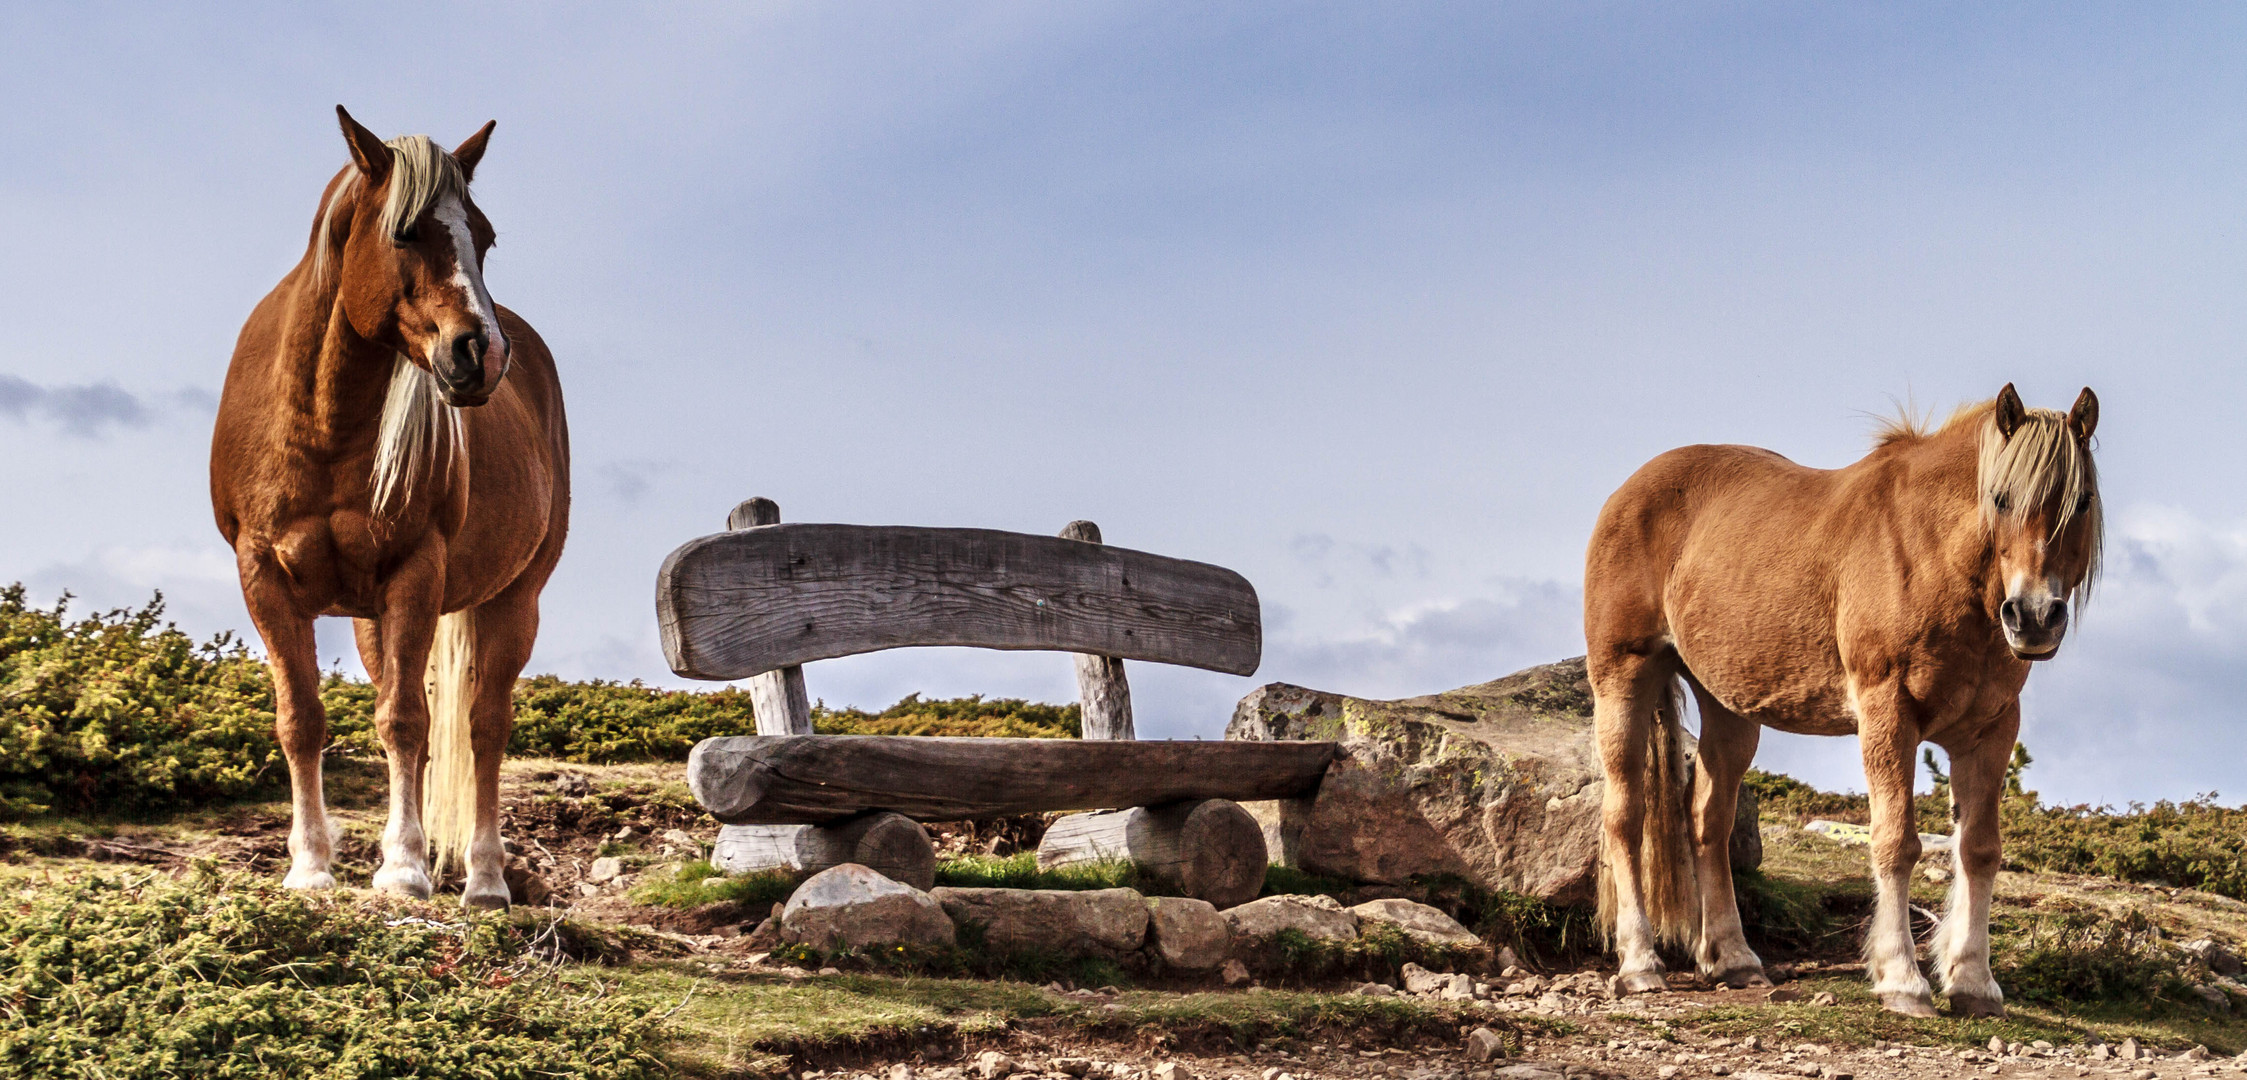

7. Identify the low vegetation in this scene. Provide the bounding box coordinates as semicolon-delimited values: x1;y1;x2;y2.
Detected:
0;587;1074;820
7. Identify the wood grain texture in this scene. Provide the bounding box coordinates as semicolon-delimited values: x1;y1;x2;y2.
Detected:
726;499;814;734
1059;520;1134;740
657;523;1261;680
1038;799;1266;907
687;735;1336;825
710;813;935;890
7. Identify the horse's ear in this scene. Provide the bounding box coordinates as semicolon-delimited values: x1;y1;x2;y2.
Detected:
1994;383;2027;439
453;120;496;183
2068;387;2099;442
336;105;389;183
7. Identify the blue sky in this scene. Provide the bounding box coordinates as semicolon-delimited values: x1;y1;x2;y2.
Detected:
4;3;2246;805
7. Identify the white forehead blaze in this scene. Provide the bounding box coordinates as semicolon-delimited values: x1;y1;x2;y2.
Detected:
430;194;506;354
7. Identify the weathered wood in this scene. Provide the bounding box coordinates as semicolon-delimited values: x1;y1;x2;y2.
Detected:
687;735;1337;825
657;523;1261;681
1038;799;1266;908
1059;519;1134;740
710;812;936;890
727;498;813;735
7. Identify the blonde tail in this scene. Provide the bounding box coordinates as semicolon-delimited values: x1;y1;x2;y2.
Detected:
1598;678;1703;951
423;609;478;878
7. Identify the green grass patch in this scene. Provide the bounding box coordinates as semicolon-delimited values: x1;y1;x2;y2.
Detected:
933;852;1150;892
2002;796;2247;901
629;861;802;911
0;868;665;1079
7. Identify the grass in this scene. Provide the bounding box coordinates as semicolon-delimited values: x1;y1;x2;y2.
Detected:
933;852;1149;892
629;861;803;911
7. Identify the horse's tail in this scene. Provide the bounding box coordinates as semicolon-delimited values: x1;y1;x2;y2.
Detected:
1598;677;1702;952
422;608;478;878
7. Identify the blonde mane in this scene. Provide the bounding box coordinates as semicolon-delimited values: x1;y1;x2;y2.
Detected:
310;134;468;286
1977;403;2101;594
370;355;466;523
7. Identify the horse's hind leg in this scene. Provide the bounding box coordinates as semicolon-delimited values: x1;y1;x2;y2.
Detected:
1686;686;1768;988
1856;684;1936;1016
1592;647;1682;995
457;583;542;909
1930;706;2016;1018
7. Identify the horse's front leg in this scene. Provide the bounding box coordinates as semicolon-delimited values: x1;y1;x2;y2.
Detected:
240;553;335;890
367;560;443;900
1859;695;1935;1016
1931;707;2017;1017
457;583;543;909
1690;694;1768;987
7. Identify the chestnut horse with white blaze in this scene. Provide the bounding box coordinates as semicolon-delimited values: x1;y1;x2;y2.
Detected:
1586;385;2100;1017
210;107;569;908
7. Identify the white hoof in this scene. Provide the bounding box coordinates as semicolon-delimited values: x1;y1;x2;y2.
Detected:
282;867;338;890
461;877;512;911
372;864;434;900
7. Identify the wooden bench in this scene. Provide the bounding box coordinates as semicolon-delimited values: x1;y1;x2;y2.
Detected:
658;499;1333;904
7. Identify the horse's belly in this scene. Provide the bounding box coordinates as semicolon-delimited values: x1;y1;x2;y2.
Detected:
1682;650;1859;737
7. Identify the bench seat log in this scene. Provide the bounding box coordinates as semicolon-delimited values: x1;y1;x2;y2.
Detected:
688;735;1337;825
1037;799;1267;908
711;812;936;890
657;524;1262;681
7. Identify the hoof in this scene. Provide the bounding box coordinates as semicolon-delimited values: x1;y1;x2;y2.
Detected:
282;868;338;890
1878;991;1939;1017
1615;970;1669;995
461;878;512;911
1708;966;1772;989
1947;993;2006;1018
371;865;434;900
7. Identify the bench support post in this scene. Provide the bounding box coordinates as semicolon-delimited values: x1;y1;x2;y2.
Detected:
1060;520;1133;740
730;498;812;736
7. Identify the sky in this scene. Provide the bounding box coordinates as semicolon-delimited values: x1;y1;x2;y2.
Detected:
3;3;2245;806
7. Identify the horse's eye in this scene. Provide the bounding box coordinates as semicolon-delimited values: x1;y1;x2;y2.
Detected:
2077;493;2094;514
393;225;418;245
1991;493;2010;513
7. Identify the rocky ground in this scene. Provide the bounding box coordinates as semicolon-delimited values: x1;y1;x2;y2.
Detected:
15;757;2247;1080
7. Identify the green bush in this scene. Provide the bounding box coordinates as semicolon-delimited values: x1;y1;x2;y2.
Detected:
0;585;1078;820
2001;796;2247;901
0;868;664;1079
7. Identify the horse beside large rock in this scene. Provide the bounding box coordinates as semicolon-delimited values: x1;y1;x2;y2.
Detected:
1226;657;1758;905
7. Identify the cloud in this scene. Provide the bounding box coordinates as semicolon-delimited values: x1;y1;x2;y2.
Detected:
1265;577;1583;700
0;373;159;436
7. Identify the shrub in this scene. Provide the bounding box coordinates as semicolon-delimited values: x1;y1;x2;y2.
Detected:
0;869;664;1079
2001;796;2247;901
0;584;1078;819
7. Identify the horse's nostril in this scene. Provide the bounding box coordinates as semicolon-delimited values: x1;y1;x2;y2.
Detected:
447;332;484;388
2047;600;2068;627
2000;599;2022;629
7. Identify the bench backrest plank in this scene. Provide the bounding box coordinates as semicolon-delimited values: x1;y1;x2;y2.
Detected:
658;523;1262;681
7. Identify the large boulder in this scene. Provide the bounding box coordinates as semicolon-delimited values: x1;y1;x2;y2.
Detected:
930;886;1149;956
1228;657;1761;905
781;863;955;949
1144;896;1231;970
1350;898;1485;950
1221;894;1360;944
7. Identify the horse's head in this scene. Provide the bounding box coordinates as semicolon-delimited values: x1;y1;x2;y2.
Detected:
1981;383;2102;661
320;106;508;407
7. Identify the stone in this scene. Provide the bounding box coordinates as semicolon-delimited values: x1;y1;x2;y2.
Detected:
1987;1037;2005;1053
503;856;552;906
930;887;1148;955
662;828;702;852
1353;982;1396;996
1052;1060;1093;1077
1221;894;1359;944
1440;973;1477;1000
1144;896;1231;970
1767;987;1802;1004
1401;962;1448;994
2120;1037;2142;1060
1153;1064;1190;1080
974;1052;1016;1080
781;863;956;949
1490;1067;1563;1080
1465;1028;1507;1062
2183;938;2246;977
888;1066;913;1080
1349;898;1487;951
1220;958;1251;986
586;856;624;884
554;772;593;797
1227;659;1761;904
2191;983;2231;1012
1494;946;1521;971
1809;991;1839;1006
2183;1045;2212;1061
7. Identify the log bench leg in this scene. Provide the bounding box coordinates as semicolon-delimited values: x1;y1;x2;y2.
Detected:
1037;798;1267;908
710;811;936;890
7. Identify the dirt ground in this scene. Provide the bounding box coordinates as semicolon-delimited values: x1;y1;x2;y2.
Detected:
20;758;2247;1080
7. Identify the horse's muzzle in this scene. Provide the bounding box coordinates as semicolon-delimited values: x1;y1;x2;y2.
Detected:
2001;596;2067;660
